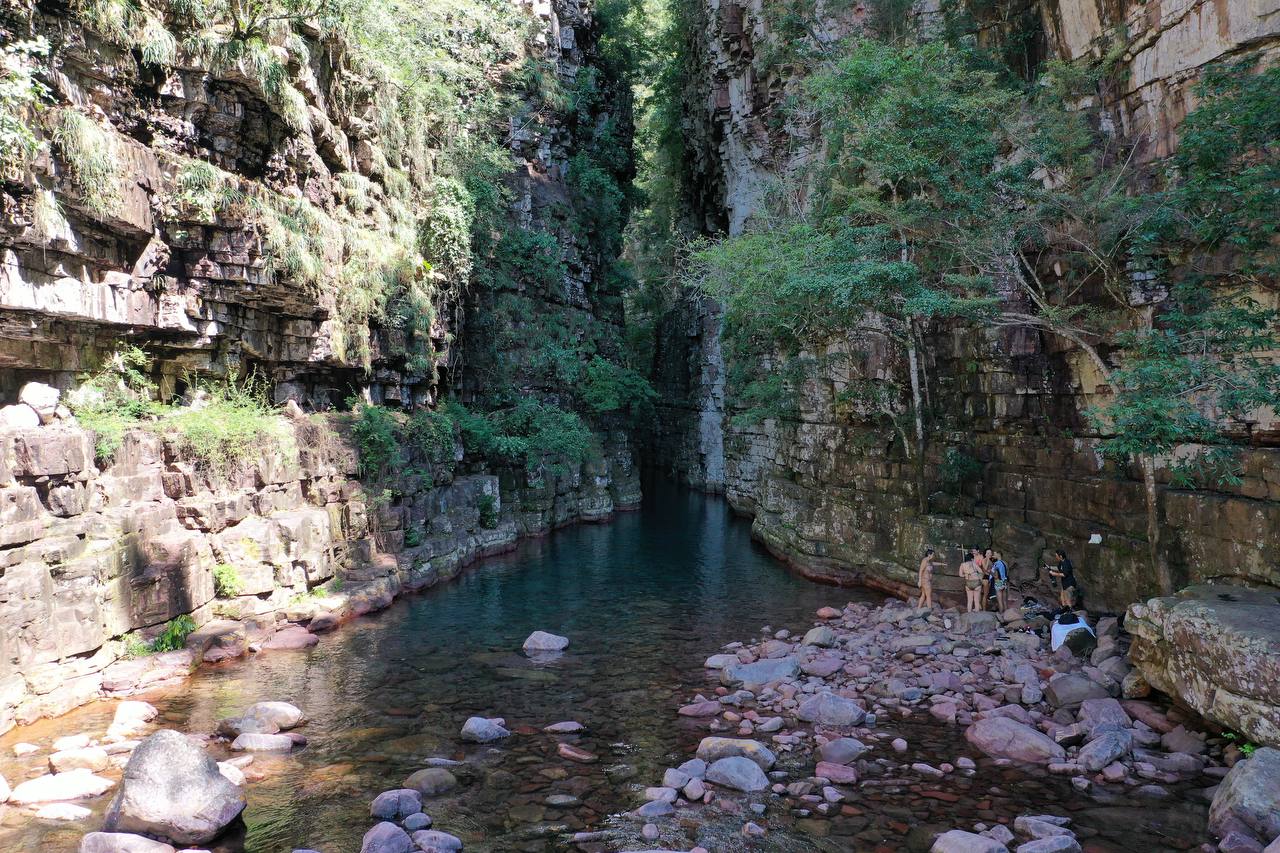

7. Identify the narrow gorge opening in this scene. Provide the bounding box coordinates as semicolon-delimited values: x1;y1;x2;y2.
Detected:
1;0;1278;849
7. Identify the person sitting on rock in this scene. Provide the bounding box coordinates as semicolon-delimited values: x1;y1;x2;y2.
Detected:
960;550;983;613
917;548;941;609
991;550;1009;613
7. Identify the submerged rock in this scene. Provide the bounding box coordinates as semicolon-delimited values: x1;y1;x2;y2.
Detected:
695;737;776;770
797;692;866;727
930;829;1009;852
360;821;414;853
102;729;245;845
460;716;510;743
706;756;769;792
79;833;177;853
522;631;569;653
404;768;458;797
964;717;1065;765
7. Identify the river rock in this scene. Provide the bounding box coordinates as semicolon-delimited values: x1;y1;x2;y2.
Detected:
931;829;1010;852
704;654;739;669
706;756;769;792
360;821;414;853
557;742;598;763
35;802;92;820
1076;730;1132;772
460;716;510;742
544;721;584;733
370;788;423;820
695;737;776;770
51;747;110;773
404;768;458;797
79;832;177;853
819;737;869;765
1078;698;1130;736
1013;815;1073;839
1045;674;1108;708
262;626;320;650
1016;840;1081;853
965;717;1065;765
54;735;92;751
231;733;295;752
244;701;305;730
218;715;280;738
522;631;569;653
412;830;463;851
1209;747;1280;844
678;700;721;717
802;626;837;647
720;657;799;689
815;761;857;784
797;692;866;727
10;769;115;803
102;730;245;845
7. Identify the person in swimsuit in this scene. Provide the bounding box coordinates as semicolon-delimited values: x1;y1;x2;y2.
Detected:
917;548;941;609
991;550;1009;613
979;548;994;610
960;550;982;612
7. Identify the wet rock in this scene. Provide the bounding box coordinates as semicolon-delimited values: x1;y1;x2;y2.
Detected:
695;737;776;770
217;762;246;786
704;654;739;669
10;769;115;803
1076;731;1132;772
797;692;866;727
404;768;458;797
815;761;857;784
79;833;177;853
931;829;1010;852
51;746;110;773
706;756;769;792
262;626;319;650
411;829;463;851
244;701;305;730
1078;698;1130;736
218;715;280;738
1013;815;1073;839
1209;747;1280;844
460;716;510;742
721;657;799;689
678;700;721;717
817;606;842;619
231;733;295;752
1015;839;1081;852
818;737;869;765
557;743;597;763
102;730;245;845
543;721;583;733
370;789;422;820
965;717;1065;765
522;631;569;653
360;821;414;853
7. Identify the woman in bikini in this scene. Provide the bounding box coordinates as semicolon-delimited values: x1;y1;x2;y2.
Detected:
917;548;941;609
961;550;983;612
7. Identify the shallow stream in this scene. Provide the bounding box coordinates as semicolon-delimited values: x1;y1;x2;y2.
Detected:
0;480;1208;852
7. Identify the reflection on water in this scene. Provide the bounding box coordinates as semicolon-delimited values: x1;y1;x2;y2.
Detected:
0;479;1209;853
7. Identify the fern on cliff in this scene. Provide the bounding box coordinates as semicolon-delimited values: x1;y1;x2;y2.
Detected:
51;109;122;219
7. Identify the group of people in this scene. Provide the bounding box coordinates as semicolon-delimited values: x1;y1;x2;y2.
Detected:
916;546;1078;613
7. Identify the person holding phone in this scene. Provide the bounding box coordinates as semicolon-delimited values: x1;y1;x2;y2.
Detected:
1047;549;1077;608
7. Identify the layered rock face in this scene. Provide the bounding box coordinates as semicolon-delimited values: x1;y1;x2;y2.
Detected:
1128;585;1280;747
0;0;641;730
647;0;1280;611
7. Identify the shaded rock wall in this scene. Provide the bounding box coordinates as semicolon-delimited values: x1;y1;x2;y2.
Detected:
0;414;639;734
648;0;1280;611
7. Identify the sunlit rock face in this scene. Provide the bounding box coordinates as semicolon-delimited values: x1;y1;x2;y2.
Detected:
646;0;1280;610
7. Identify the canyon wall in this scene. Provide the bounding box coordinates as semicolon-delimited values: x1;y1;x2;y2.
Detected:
0;0;641;730
648;0;1280;611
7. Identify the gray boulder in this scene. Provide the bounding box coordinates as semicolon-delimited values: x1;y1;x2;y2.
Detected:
460;717;510;743
102;730;246;845
370;788;422;820
705;756;769;792
964;717;1065;765
412;830;463;851
1045;674;1108;708
1077;698;1130;737
797;692;866;727
1075;730;1132;772
720;657;798;689
1209;747;1280;844
802;626;837;647
1016;840;1081;853
243;701;305;730
360;821;414;853
819;737;869;765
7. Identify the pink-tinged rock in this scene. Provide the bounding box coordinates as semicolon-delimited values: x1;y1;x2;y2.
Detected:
929;702;958;725
543;721;584;733
815;761;857;784
678;701;721;717
557;743;597;763
263;627;319;650
930;829;1009;852
964;717;1065;765
1120;701;1174;734
817;606;842;619
802;657;844;678
309;612;340;632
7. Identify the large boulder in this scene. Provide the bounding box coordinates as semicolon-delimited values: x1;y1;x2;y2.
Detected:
79;833;177;853
720;657;799;689
19;382;60;423
802;626;837;647
797;692;866;727
1045;674;1108;709
102;730;246;845
1076;730;1132;772
370;789;423;820
242;701;305;730
1077;698;1130;737
705;756;769;792
965;717;1065;765
819;737;869;765
1127;586;1280;748
695;737;776;770
360;821;414;853
1209;747;1280;844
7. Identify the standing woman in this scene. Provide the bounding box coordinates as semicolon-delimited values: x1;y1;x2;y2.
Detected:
979;548;994;611
917;548;941;610
960;550;982;612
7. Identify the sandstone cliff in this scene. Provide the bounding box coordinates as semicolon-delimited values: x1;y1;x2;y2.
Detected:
647;0;1280;610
